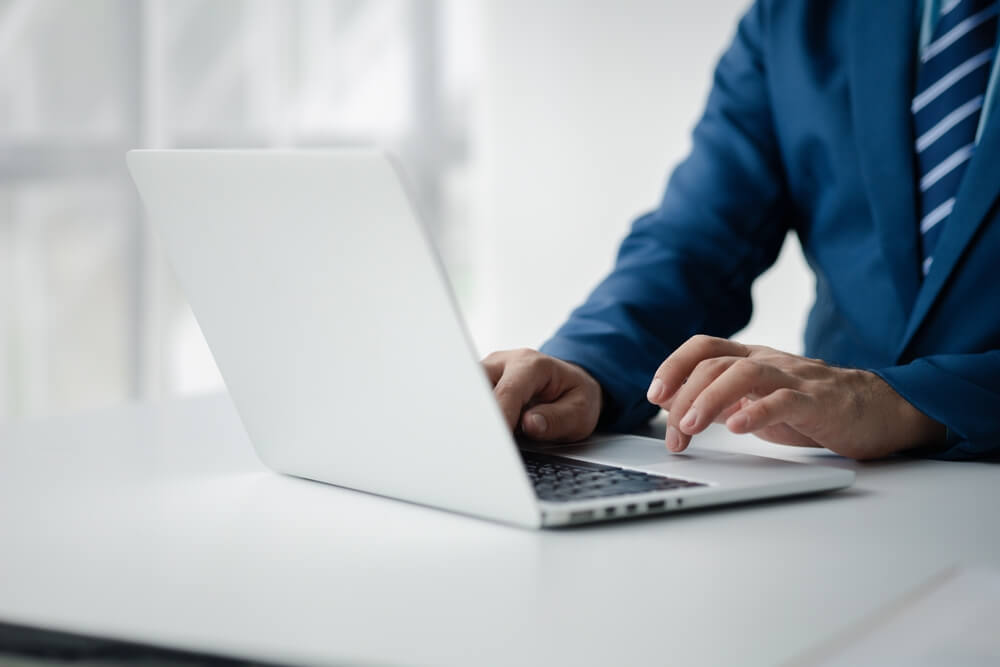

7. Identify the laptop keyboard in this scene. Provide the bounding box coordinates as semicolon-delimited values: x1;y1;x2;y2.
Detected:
521;450;705;502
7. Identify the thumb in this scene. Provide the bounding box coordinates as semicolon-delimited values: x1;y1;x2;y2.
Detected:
520;389;597;442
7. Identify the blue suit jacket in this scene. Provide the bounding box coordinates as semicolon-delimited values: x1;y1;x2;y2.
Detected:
540;0;1000;459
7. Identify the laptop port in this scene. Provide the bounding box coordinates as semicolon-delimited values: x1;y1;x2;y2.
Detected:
625;503;638;514
604;507;616;517
677;498;684;507
647;500;665;510
569;510;595;523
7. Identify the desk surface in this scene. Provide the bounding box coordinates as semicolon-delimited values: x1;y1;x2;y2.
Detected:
0;395;997;666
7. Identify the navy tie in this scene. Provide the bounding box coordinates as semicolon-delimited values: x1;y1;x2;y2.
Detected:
912;0;998;276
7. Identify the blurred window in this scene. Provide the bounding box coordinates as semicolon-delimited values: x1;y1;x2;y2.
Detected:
0;0;476;419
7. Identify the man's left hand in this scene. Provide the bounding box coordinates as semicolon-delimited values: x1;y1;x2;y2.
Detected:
645;335;946;460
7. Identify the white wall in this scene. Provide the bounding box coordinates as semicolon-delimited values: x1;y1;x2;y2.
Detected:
473;0;814;357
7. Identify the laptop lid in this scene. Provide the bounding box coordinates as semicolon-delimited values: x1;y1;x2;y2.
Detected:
127;149;541;528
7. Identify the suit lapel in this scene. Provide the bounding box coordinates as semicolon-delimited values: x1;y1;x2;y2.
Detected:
848;0;923;322
898;100;1000;353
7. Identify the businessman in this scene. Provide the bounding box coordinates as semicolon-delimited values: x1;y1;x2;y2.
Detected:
483;0;1000;460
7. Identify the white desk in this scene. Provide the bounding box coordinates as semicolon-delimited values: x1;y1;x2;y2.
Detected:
0;395;997;666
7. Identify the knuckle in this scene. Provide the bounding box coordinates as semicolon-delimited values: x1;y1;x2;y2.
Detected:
762;352;789;367
773;389;816;429
772;388;798;405
695;388;729;415
732;358;761;377
690;333;713;346
689;334;716;354
499;348;530;365
668;384;693;409
523;350;544;366
481;355;504;371
482;350;504;362
798;378;822;397
690;358;712;376
493;381;515;402
522;353;552;375
697;356;728;375
751;398;773;421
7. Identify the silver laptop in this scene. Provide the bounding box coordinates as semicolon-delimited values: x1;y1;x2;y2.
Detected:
126;149;853;528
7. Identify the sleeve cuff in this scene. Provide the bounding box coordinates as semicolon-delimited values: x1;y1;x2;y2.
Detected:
539;337;659;433
872;361;994;460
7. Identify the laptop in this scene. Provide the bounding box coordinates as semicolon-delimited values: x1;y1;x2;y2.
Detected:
126;149;854;528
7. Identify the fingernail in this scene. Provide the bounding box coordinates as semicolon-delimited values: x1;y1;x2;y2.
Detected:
665;425;681;452
528;413;547;434
647;378;664;402
680;408;698;432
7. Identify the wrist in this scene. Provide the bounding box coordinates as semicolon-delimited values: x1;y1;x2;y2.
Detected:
867;371;947;453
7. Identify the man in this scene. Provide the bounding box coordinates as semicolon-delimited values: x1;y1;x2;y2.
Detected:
483;0;1000;460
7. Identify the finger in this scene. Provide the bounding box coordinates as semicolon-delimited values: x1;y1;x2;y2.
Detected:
725;387;816;438
481;357;504;386
660;396;741;422
750;424;822;448
520;386;596;442
492;358;556;432
678;359;797;437
657;394;690;452
664;355;742;452
716;400;744;424
647;335;750;405
724;396;820;446
664;424;692;454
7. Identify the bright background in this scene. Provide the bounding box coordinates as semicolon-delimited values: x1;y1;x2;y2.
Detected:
0;0;812;422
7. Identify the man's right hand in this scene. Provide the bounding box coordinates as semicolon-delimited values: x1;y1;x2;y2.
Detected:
481;348;602;442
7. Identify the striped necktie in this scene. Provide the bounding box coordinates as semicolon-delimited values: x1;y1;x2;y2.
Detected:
912;0;998;277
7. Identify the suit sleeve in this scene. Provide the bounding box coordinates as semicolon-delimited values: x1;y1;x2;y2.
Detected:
874;353;1000;459
540;2;793;431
